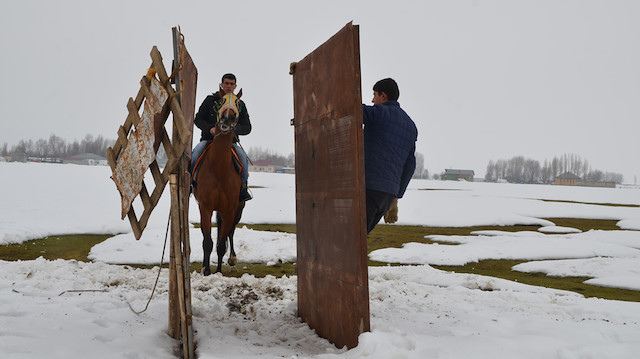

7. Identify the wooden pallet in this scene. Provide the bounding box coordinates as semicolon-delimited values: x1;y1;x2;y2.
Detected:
106;46;191;240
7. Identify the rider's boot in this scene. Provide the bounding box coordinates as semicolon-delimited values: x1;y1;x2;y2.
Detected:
239;182;252;202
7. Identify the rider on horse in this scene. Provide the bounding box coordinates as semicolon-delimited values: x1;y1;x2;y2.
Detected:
192;73;252;202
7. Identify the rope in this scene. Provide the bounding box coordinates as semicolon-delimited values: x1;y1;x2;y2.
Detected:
58;289;108;296
128;210;171;315
55;211;170;304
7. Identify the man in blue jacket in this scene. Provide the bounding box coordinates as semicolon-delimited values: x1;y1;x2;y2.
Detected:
362;78;418;233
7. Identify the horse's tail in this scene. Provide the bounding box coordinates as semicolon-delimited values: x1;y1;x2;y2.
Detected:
216;212;227;244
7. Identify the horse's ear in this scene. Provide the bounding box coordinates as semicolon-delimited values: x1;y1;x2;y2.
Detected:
237;88;243;99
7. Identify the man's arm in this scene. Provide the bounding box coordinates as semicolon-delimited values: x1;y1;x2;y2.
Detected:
397;144;416;198
194;94;218;138
362;104;381;126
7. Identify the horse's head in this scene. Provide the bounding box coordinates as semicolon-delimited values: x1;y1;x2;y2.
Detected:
216;90;243;134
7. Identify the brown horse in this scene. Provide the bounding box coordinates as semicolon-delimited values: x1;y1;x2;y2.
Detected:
193;91;245;276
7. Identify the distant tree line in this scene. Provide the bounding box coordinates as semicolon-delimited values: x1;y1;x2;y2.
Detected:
1;136;300;168
413;152;432;179
11;137;620;185
1;134;115;159
247;146;295;167
485;153;624;184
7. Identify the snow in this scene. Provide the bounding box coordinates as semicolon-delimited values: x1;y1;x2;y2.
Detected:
537;225;582;234
1;161;640;358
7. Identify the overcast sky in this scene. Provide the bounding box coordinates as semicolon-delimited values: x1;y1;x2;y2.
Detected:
1;0;638;182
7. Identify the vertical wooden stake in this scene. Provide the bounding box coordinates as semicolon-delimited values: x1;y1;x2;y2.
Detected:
170;172;192;359
168;172;179;339
168;175;180;339
178;157;194;357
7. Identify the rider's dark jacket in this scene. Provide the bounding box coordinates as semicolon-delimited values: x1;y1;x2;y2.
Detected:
362;100;417;198
194;92;251;143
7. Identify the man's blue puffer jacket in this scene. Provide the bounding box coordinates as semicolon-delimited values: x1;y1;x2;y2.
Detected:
362;101;418;198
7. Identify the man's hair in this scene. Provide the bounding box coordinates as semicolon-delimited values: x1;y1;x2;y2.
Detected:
373;78;399;101
221;73;237;83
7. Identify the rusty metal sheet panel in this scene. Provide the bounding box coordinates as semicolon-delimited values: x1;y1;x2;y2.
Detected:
112;76;168;219
174;36;197;158
292;22;369;349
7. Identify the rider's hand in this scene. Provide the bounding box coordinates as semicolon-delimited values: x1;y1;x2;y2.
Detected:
210;127;218;136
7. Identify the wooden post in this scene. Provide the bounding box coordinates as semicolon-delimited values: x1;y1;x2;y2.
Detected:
168;211;179;338
169;172;193;359
168;26;197;359
169;174;184;332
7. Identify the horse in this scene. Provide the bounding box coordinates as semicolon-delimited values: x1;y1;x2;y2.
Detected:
193;90;245;276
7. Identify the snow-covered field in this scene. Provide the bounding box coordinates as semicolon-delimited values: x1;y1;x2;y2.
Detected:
1;162;639;358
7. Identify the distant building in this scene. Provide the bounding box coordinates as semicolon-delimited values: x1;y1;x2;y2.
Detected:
249;160;281;173
442;169;475;182
555;172;581;186
64;153;108;166
28;156;63;164
6;152;27;163
578;180;616;188
554;172;616;188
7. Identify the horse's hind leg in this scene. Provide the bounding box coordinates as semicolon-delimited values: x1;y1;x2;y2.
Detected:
200;207;214;276
228;226;237;267
227;203;244;267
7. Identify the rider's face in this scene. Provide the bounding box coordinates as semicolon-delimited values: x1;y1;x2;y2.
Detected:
220;79;237;94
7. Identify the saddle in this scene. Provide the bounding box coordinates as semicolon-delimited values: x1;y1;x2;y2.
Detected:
192;141;244;188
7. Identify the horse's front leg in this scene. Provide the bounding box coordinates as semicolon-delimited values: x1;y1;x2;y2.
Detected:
200;207;214;276
215;212;229;274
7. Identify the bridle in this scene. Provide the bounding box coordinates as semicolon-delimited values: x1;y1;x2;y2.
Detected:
216;108;238;135
214;92;241;136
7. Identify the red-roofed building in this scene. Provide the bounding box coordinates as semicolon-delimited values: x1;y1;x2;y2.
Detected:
250;160;280;173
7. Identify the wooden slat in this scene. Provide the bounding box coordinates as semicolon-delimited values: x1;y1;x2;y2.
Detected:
126;207;142;240
139;182;152;210
106;147;117;171
116;125;129;152
133;79;146;109
127;95;142;128
161;128;176;161
139;208;151;231
110;81;146;168
150;46;191;162
149;161;162;187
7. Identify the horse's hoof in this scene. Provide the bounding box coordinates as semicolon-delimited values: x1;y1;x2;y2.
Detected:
228;255;237;266
202;267;211;276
